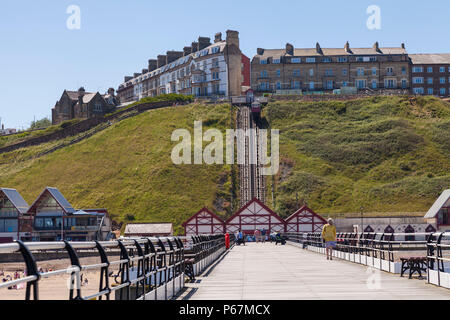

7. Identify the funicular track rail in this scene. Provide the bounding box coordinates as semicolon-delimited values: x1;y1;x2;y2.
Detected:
237;106;265;207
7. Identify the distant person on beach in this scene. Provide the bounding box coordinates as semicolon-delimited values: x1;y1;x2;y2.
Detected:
261;229;266;243
322;218;337;260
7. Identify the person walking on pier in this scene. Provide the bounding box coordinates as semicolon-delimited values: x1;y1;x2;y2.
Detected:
322;218;336;260
254;229;261;243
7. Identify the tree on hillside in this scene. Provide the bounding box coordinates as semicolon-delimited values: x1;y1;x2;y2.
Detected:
29;117;51;130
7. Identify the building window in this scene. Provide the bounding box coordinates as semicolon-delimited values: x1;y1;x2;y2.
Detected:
427;78;433;84
293;81;301;89
273;59;281;64
440;77;446;84
94;103;102;112
371;79;377;89
412;77;424;84
440;88;446;95
342;81;348;87
309;82;315;90
427;67;433;73
260;59;267;65
440;67;445;73
428;88;434;95
402;67;407;75
412;67;423;73
276;69;281;77
401;79;407;89
325;69;333;76
338;57;348;63
260;70;267;78
293;69;301;77
325;80;333;89
276;82;282;90
385;79;396;88
342;69;348;76
386;67;394;75
413;87;424;94
291;58;301;63
309;69;314;76
306;58;316;63
323;57;332;63
357;68;364;76
356;80;366;88
372;67;377;76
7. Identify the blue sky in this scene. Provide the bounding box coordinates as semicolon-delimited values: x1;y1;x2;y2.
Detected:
0;0;449;129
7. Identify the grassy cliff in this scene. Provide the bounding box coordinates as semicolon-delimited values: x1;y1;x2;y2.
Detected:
264;96;450;218
0;103;235;235
1;96;448;232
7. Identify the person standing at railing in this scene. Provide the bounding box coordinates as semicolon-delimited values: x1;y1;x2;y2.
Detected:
322;218;337;261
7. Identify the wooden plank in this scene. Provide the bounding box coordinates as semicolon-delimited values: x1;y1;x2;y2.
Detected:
188;243;450;300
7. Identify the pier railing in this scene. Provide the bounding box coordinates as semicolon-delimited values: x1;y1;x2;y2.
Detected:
0;234;229;300
284;231;450;289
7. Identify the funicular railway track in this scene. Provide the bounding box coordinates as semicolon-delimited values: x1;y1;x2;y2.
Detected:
237;105;265;207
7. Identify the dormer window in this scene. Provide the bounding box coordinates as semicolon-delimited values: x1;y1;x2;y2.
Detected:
306;58;316;63
291;58;301;63
273;58;281;64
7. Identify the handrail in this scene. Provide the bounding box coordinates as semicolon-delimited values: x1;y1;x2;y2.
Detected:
0;235;229;300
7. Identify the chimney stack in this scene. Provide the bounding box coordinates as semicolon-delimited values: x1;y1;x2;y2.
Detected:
108;88;115;96
257;48;265;55
214;32;222;43
183;46;192;56
142;68;148;74
198;37;211;50
286;43;294;55
124;76;132;82
191;42;199;52
157;55;167;68
166;51;184;64
226;30;239;49
148;59;157;72
401;43;406;49
133;73;141;78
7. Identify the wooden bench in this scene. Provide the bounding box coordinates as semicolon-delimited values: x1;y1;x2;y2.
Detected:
400;257;427;279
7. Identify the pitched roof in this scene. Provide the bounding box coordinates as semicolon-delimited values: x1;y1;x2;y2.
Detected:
424;190;450;219
124;223;173;235
409;54;450;65
28;187;75;214
0;188;29;214
285;205;327;223
182;207;225;227
255;46;407;59
64;90;96;103
225;198;285;224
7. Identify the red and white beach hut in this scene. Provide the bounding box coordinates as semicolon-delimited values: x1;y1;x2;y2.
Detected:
284;205;327;233
182;207;225;236
225;198;285;235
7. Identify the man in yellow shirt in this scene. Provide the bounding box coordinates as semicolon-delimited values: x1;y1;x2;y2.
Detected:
322;218;337;260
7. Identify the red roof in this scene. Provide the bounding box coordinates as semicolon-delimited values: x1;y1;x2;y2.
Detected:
182;207;225;227
225;198;285;224
285;205;327;224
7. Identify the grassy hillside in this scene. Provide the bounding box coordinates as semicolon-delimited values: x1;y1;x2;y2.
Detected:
0;103;235;235
264;96;450;218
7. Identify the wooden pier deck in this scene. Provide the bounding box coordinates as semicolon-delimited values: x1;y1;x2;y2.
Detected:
186;242;450;300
